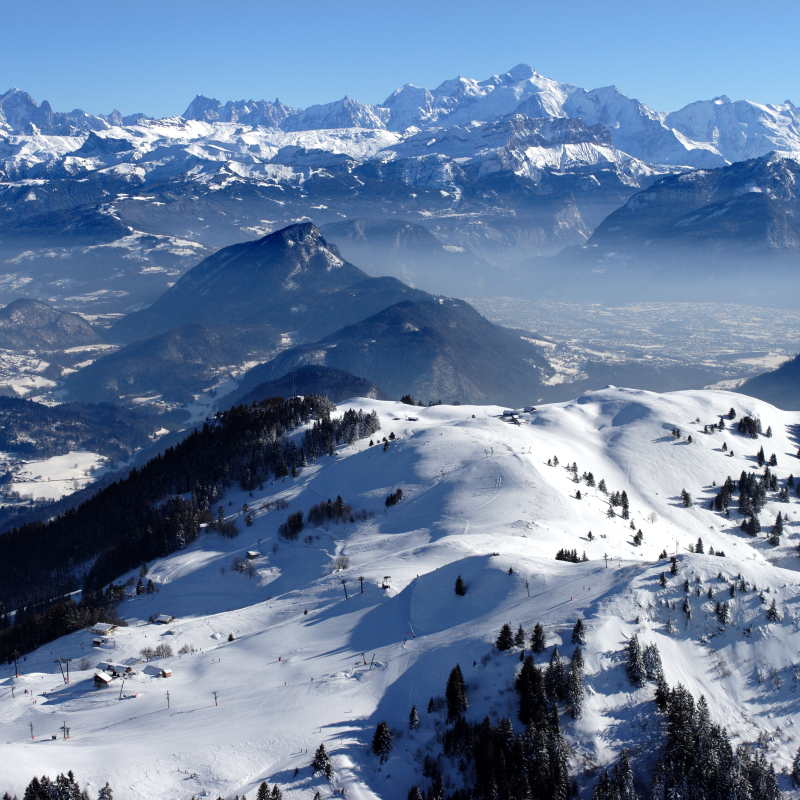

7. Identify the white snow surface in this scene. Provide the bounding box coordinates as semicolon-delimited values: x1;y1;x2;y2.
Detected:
3;387;800;798
3;64;800;193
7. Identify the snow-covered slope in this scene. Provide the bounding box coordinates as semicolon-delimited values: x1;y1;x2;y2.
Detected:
3;387;800;798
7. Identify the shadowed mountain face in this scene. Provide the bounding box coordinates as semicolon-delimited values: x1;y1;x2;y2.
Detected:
230;365;392;408
503;152;800;307
739;354;800;410
229;299;548;407
111;223;431;345
64;323;245;405
320;218;498;296
0;298;102;350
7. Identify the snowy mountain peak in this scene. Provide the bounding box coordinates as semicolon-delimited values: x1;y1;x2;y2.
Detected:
280;96;390;132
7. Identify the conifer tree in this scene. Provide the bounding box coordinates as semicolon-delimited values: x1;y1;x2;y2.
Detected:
256;782;270;800
427;696;435;713
568;646;584;719
445;664;468;721
454;575;466;596
548;703;570;800
642;642;664;682
530;622;546;653
625;634;646;687
515;624;526;647
407;787;424;800
372;720;393;763
98;784;114;800
571;618;587;645
767;599;780;622
496;623;514;651
271;785;282;800
408;704;419;730
311;743;333;779
792;745;800;787
545;647;567;701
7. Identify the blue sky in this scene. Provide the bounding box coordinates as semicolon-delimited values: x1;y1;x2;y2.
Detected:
4;0;798;118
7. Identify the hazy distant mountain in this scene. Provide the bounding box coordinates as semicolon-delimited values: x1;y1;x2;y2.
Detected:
280;97;390;132
0;298;101;350
320;218;498;295
739;354;800;410
229;365;392;408
505;152;800;306
2;65;800;311
111;223;431;345
182;95;296;127
232;299;548;406
64;323;244;404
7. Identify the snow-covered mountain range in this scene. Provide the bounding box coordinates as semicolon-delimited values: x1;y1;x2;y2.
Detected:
3;65;798;167
1;65;799;312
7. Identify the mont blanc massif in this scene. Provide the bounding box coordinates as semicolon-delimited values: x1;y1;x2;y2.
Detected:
2;65;800;800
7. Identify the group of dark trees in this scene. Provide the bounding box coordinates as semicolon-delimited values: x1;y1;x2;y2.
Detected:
555;549;588;563
280;494;375;540
400;616;784;800
0;585;127;664
649;684;780;800
711;467;794;544
0;395;159;460
385;488;404;507
0;396;378;662
738;415;762;438
4;772;112;800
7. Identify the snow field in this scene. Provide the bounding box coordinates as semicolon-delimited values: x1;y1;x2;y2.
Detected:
2;387;800;798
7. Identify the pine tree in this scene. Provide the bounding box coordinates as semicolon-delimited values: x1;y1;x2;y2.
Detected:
767;599;780;622
643;642;664;682
791;745;800;787
496;623;515;651
625;634;646;687
545;647;567;701
615;751;637;800
372;720;393;763
136;578;145;595
409;705;419;730
271;785;282;800
312;743;333;779
531;622;546;653
670;557;679;575
571;618;587;645
427;696;435;713
445;664;468;721
454;575;466;596
633;529;643;546
568;646;584;719
548;703;570;800
407;787;424;800
695;537;704;554
515;624;526;646
256;782;270;800
98;784;113;800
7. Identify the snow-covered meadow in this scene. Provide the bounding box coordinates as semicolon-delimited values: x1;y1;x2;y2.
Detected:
2;387;800;799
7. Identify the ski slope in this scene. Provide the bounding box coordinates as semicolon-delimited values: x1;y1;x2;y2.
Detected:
2;387;800;799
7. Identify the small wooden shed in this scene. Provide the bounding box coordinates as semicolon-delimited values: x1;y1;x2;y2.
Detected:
91;622;117;635
155;614;175;624
94;672;112;688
